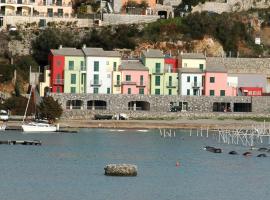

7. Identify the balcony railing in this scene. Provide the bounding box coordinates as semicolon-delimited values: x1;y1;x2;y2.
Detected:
90;80;102;86
166;81;177;88
121;81;136;85
53;79;64;85
87;106;106;110
191;82;201;88
113;81;121;87
151;69;164;75
137;81;146;87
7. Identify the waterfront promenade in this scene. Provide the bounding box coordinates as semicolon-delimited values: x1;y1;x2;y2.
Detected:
5;118;270;130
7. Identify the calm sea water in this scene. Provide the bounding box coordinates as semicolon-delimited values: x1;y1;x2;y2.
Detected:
0;128;269;200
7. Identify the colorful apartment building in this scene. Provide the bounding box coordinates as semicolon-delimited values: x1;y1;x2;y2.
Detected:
63;49;86;94
82;47;121;94
0;0;72;17
113;0;156;14
179;68;204;96
204;64;235;96
119;60;149;95
49;48;65;93
179;53;206;70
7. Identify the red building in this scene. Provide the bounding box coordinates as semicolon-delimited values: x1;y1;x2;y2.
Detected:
49;50;65;93
239;87;262;96
165;57;178;73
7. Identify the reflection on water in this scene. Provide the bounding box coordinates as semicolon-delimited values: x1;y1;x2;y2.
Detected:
0;128;269;200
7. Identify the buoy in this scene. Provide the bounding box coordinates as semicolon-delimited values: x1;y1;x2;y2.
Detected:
176;161;180;167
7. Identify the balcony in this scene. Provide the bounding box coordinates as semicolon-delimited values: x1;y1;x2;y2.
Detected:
121;81;136;85
136;81;146;87
191;82;201;88
80;66;86;71
53;79;64;85
152;69;164;75
166;81;177;88
113;81;121;87
90;80;102;86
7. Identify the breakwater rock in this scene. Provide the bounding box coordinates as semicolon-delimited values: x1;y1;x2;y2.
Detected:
104;164;138;176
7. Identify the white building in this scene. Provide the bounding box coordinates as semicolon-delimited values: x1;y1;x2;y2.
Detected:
82;47;121;94
179;68;204;96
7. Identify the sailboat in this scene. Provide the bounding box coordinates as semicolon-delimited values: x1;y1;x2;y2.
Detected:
21;85;58;132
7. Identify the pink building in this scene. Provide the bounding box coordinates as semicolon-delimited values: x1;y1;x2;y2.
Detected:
204;65;236;96
119;60;149;95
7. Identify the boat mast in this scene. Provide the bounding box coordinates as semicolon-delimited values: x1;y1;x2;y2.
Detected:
22;66;33;124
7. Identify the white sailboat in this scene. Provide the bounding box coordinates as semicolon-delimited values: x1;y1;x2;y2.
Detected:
0;124;6;131
21;86;58;132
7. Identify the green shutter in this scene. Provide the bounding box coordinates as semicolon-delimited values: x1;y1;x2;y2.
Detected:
71;74;76;84
94;61;99;71
139;88;144;94
155;63;161;73
69;61;74;70
94;74;99;84
220;90;225;96
113;62;117;71
128;88;131;94
155;89;160;95
210;90;215;96
155;76;160;86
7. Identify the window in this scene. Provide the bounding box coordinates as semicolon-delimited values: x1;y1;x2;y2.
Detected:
94;74;99;85
168;76;172;86
210;90;215;96
155;63;161;73
93;88;99;94
107;88;110;94
155;89;160;95
187;76;190;82
140;75;144;85
128;88;131;94
155;76;160;86
210;77;215;83
57;8;63;17
199;64;204;70
70;87;76;93
94;61;99;71
220;90;225;96
71;74;76;84
126;75;131;81
187;89;190;95
168;89;172;95
184;63;187;67
57;60;61;67
139;88;144;95
80;61;85;70
113;62;117;71
56;87;61;93
194;76;197;83
69;61;74;70
116;75;120;85
56;74;61;84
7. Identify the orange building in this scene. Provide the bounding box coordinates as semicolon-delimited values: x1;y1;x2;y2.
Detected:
121;0;157;9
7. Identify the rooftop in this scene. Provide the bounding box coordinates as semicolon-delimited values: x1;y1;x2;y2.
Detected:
180;68;203;73
82;48;121;57
120;61;148;71
142;49;164;58
51;48;84;56
180;53;205;59
206;61;227;72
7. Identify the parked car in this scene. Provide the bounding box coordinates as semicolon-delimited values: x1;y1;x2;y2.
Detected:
94;114;113;120
9;26;17;31
0;110;8;121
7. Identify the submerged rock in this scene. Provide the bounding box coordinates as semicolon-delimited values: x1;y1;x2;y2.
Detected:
258;148;268;152
228;151;238;155
257;154;267;158
104;164;138;176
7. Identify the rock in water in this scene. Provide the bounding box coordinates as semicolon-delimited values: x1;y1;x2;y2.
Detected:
104;164;138;176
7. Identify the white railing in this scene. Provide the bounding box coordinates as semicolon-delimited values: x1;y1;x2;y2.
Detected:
90;80;102;86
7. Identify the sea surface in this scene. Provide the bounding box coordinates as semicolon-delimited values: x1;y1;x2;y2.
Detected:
0;128;269;200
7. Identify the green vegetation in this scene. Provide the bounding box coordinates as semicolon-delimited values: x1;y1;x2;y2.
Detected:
37;96;63;121
32;28;78;65
0;64;15;83
2;96;35;115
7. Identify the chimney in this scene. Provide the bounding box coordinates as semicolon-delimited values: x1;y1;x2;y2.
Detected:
59;45;62;49
83;44;86;48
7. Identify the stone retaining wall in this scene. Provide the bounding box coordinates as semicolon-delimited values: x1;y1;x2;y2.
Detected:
52;94;270;119
102;14;159;25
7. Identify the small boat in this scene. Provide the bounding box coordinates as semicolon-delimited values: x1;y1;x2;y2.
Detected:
22;122;57;132
137;130;149;132
21;86;58;133
204;146;222;153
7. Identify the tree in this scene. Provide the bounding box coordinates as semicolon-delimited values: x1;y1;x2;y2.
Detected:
38;96;63;122
32;28;77;65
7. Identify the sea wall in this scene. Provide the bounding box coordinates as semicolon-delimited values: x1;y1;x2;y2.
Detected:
52;94;270;119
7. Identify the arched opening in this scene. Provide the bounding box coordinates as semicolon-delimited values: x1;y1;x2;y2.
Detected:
128;101;150;111
213;102;231;112
87;100;107;110
66;100;83;110
158;11;167;19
